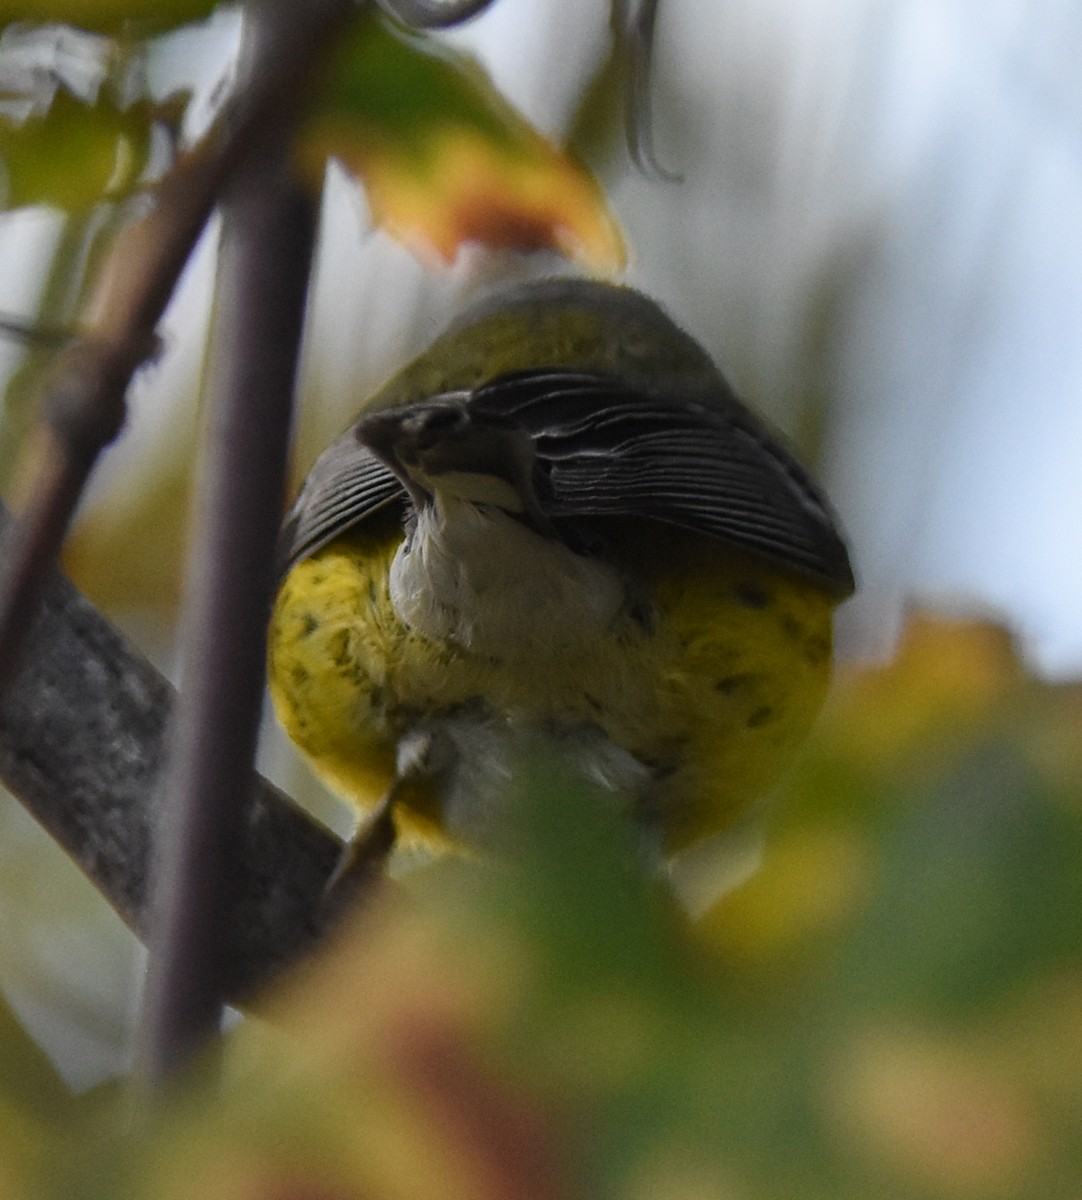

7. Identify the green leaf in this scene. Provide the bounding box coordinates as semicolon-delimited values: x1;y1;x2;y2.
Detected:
0;992;72;1123
1;87;161;210
0;2;219;33
0;24;188;212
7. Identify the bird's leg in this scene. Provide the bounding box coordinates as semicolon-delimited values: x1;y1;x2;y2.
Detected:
321;791;397;917
321;729;440;913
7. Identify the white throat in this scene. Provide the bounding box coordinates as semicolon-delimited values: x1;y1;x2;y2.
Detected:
389;495;626;658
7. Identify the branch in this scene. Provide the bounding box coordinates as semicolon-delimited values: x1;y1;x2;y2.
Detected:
0;499;343;1001
0;0;356;683
138;120;317;1084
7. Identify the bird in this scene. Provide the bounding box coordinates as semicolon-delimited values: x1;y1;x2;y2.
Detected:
267;277;854;902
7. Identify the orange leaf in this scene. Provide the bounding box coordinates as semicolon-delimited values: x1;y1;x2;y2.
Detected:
299;16;624;272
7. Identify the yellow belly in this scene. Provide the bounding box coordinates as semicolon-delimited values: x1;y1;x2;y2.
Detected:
266;517;835;856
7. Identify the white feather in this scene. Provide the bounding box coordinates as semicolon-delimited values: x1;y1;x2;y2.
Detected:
389;494;627;658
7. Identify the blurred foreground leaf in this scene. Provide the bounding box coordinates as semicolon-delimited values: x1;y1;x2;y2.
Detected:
299;14;625;271
0;23;185;213
0;991;73;1199
1;613;1080;1199
0;87;161;210
0;990;71;1120
0;2;218;33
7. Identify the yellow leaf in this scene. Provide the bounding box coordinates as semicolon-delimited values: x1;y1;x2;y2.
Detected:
0;88;156;210
827;612;1023;769
299;16;625;272
700;826;873;966
829;1027;1044;1197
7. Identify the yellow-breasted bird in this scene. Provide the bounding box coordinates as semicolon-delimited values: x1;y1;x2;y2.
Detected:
268;278;854;899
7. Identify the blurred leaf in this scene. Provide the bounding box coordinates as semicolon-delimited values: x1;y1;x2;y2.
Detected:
63;457;191;615
0;991;72;1121
299;15;625;271
0;87;163;210
567;42;625;174
700;824;873;969
826;614;1022;774
702;614;1082;992
838;735;1082;1015
827;1026;1046;1198
1;613;1080;1200
0;993;69;1200
0;3;219;32
0;24;187;213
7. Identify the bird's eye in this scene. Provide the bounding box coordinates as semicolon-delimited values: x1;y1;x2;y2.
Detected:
417;405;467;440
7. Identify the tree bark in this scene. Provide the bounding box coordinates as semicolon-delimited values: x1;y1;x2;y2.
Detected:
0;501;343;1002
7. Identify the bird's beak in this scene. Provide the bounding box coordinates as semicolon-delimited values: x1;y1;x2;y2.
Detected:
357;402;550;530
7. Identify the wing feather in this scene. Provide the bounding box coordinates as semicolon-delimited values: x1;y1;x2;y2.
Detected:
278;367;854;597
276;436;403;576
470;369;854;595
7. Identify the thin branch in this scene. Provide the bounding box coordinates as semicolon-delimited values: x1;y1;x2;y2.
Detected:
137;30;318;1080
0;0;355;685
0;312;73;349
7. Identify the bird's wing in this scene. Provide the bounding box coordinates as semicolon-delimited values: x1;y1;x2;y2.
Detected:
469;369;855;596
276;434;403;576
278;368;854;597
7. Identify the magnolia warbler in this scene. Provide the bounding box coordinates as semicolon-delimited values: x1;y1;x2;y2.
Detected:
268;278;854;898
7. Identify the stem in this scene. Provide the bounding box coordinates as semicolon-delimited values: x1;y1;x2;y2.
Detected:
0;0;354;688
137;9;321;1082
375;0;499;29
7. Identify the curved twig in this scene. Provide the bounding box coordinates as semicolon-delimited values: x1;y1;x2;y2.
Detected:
616;0;683;183
375;0;498;29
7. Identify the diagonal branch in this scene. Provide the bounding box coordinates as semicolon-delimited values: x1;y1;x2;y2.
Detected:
0;499;343;1002
0;0;357;684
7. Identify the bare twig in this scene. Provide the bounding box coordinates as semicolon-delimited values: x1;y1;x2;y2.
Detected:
613;0;682;183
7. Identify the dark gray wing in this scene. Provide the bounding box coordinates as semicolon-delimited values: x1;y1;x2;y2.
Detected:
276;433;403;576
278;368;854;597
469;369;855;596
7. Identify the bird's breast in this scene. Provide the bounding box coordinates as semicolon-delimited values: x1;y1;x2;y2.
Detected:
388;497;630;659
